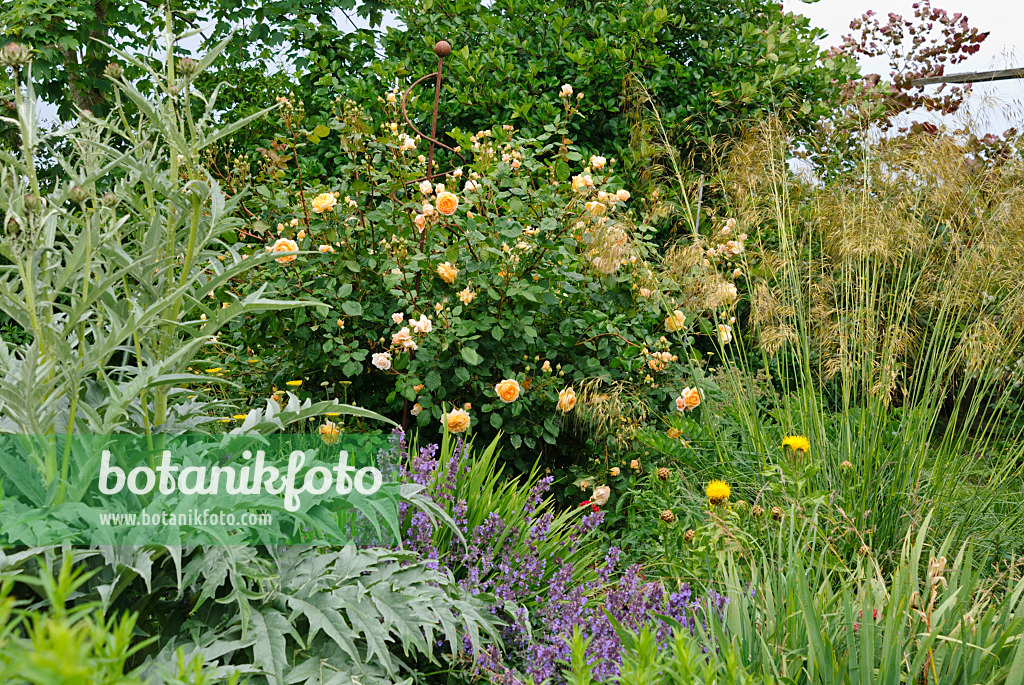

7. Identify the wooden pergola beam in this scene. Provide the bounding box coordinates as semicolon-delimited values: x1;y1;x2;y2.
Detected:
912;67;1024;87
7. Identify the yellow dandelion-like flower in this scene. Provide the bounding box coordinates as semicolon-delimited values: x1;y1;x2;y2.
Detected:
232;414;249;420
205;367;223;373
286;380;303;387
706;480;731;506
781;435;810;453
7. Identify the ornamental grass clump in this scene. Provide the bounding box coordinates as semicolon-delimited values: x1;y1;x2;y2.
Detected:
652;116;1024;566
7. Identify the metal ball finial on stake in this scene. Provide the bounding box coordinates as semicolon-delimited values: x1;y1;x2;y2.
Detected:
399;40;464;188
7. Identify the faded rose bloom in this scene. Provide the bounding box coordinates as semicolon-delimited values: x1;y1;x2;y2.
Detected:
676;387;703;412
571;174;594;192
458;288;476;305
436;191;459;215
392;312;404;325
392;327;417;351
557;386;576;412
445;408;471;434
371;352;392;371
616;189;630;202
268;238;299;265
437;262;458;284
311;193;337;213
411;403;423;416
411;314;432;334
664;310;687;332
591;485;611;506
494;379;522;403
319;421;341;445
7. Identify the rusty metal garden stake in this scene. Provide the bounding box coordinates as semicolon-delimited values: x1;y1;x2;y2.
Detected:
398;39;461;431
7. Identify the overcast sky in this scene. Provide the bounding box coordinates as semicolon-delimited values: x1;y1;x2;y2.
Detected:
783;0;1024;135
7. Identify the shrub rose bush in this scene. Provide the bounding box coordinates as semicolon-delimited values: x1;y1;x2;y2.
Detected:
222;92;746;473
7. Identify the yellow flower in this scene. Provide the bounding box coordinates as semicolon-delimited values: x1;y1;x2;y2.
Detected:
247;358;259;364
584;200;606;217
320;420;341;444
782;435;810;453
664;309;687;332
667;427;684;439
232;414;248;420
706;479;731;506
494;379;522;403
557;386;576;412
437;262;459;284
268;237;299;265
610;467;620;477
311;192;337;213
458;287;476;305
319;244;335;253
205;368;223;373
630;459;640;470
445;407;471;434
286;380;303;387
717;323;733;345
435;191;459;216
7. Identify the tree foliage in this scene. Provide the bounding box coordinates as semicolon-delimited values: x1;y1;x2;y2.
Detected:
311;0;858;179
0;0;388;119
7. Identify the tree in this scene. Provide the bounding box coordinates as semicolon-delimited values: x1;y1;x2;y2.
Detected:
0;0;389;120
309;0;858;180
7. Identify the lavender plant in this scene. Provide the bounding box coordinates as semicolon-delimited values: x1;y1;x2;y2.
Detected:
390;426;731;683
